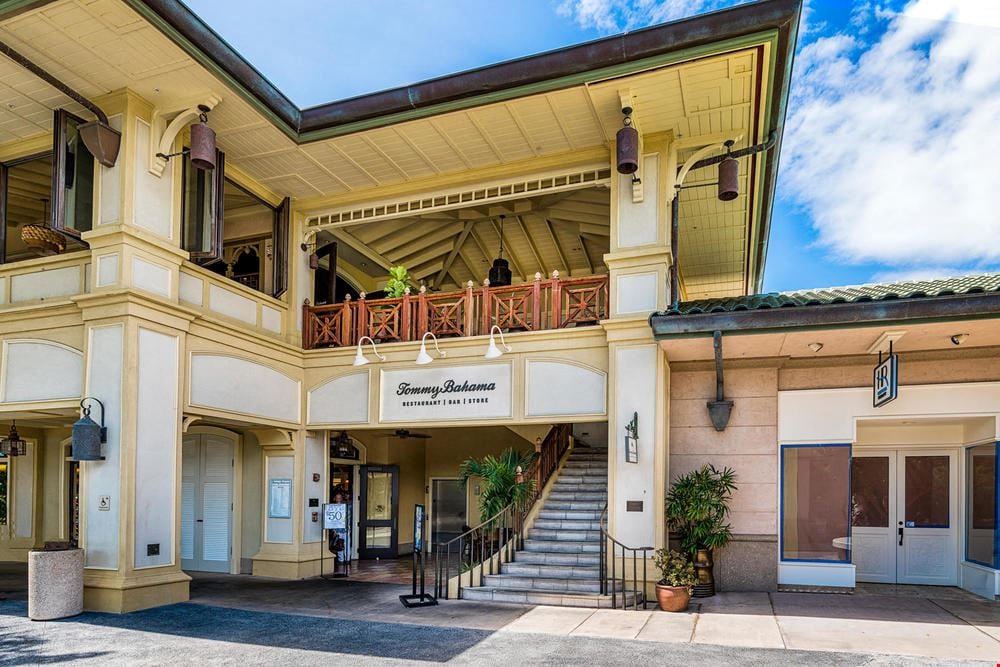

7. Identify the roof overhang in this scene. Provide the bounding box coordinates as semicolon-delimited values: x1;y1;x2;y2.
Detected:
650;292;1000;339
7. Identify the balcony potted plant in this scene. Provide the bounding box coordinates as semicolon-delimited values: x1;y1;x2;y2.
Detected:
665;464;737;597
652;548;697;612
385;265;413;298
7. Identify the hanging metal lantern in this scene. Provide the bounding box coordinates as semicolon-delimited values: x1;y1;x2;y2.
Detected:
71;398;107;462
189;107;216;171
717;140;739;202
488;215;512;287
616;111;639;175
1;421;27;457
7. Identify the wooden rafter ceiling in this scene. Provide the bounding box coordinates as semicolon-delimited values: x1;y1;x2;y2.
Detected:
0;0;771;299
322;187;610;292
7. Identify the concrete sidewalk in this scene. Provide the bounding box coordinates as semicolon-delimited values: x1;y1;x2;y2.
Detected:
499;591;1000;663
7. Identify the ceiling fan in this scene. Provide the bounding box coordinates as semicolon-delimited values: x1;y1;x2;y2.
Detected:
394;429;430;439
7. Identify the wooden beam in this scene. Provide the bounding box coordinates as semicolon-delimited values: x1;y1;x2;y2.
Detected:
578;235;594;273
433;221;475;289
330;228;392;270
514;215;544;276
543;218;569;273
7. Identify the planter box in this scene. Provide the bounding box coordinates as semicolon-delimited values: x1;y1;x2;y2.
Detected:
28;548;84;620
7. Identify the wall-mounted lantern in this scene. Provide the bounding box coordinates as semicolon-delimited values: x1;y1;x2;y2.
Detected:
624;412;638;463
707;331;734;431
717;140;739;202
71;397;107;461
616;106;639;175
0;421;27;457
155;105;216;171
353;336;385;367
415;332;446;365
484;325;512;360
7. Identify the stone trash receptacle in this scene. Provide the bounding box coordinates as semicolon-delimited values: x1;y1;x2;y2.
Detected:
28;544;84;620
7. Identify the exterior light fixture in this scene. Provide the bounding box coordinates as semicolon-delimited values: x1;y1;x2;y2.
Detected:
415;332;446;365
78;120;122;168
616;106;639;175
71;397;107;461
488;215;512;287
484;325;511;360
950;333;969;346
353;336;385;367
717;140;739;202
0;421;27;457
155;105;216;171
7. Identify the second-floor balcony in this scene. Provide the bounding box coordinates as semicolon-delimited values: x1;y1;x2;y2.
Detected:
303;272;609;350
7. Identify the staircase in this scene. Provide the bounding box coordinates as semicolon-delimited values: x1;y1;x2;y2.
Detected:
462;446;632;608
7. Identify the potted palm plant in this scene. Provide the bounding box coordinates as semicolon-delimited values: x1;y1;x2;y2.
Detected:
459;447;536;522
665;464;737;597
652;549;697;611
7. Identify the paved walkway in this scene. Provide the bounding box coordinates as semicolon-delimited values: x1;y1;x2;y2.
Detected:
501;591;1000;663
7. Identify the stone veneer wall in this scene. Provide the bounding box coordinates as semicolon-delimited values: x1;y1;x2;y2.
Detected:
668;347;1000;592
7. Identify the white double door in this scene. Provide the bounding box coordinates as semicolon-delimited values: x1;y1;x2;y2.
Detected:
852;449;958;585
181;433;234;573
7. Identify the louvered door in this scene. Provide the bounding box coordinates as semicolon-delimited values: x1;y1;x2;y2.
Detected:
181;433;234;573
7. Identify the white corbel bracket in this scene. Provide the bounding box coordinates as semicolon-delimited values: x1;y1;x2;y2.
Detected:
149;95;222;177
668;132;744;202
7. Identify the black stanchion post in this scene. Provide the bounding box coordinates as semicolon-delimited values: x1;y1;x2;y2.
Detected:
399;504;437;608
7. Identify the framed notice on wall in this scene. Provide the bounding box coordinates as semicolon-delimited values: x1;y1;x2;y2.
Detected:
268;478;292;518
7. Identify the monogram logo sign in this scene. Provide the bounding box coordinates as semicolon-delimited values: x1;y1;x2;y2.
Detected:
380;363;512;422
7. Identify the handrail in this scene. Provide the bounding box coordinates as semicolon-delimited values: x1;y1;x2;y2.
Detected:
599;503;652;610
432;423;572;600
303;272;608;350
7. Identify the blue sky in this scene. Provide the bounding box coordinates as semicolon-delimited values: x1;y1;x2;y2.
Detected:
184;0;1000;293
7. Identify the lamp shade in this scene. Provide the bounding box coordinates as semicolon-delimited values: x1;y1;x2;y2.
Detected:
488;258;512;287
717;156;739;201
352;347;370;367
616;124;639;175
189;121;217;171
77;121;121;168
484;338;503;360
415;340;433;365
71;413;105;461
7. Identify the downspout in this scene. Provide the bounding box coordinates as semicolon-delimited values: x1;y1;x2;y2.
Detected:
670;130;781;311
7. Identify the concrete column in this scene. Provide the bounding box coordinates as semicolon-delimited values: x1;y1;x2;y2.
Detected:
602;132;674;551
77;295;193;612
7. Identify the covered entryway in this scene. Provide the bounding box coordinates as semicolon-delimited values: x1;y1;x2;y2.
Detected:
182;430;237;573
852;449;959;585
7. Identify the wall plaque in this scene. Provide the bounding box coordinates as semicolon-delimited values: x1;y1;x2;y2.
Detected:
380;362;512;423
626;500;643;512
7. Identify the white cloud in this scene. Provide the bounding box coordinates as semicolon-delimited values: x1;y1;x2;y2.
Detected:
556;0;741;32
781;0;1000;268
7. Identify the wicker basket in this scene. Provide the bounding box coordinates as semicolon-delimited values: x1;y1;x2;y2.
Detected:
21;224;66;255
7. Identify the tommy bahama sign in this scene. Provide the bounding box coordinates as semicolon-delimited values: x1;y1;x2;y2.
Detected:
380;363;513;422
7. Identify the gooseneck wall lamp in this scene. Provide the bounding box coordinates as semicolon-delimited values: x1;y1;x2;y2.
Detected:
71;397;107;461
415;332;446;365
353;336;385;367
484;325;512;360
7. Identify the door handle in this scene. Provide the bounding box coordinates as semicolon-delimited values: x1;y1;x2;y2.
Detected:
898;525;904;546
196;519;204;523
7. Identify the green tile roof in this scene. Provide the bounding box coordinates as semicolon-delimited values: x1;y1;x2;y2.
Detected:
661;273;1000;316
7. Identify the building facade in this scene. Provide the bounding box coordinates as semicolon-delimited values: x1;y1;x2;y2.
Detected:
0;0;996;613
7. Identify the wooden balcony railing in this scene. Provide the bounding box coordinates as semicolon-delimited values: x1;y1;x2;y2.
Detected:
303;272;609;350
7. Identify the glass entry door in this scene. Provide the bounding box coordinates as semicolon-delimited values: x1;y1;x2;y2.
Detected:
852;450;958;585
359;465;398;559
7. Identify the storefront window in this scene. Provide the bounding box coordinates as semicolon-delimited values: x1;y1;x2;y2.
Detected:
781;444;851;562
966;443;998;568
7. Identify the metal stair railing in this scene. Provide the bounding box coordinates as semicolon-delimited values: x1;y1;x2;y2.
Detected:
599;503;652;610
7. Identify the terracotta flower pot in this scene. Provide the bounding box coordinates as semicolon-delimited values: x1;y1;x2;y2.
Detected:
655;583;690;612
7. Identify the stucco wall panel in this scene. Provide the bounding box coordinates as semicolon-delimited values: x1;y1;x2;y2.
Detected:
670;425;777;455
670;396;776;429
670;368;778;399
779;355;1000;391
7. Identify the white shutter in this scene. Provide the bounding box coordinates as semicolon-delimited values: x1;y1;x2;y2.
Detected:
181;481;195;561
201;483;230;562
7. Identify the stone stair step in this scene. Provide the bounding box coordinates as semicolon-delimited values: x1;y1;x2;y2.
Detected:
533;519;602;531
500;562;599;579
537;510;602;521
515;551;601;566
460;587;637;608
542;500;606;511
555;475;607;485
482;574;614;593
523;539;601;553
547;490;607;499
529;528;601;541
